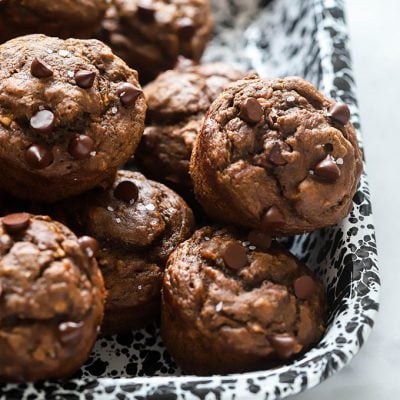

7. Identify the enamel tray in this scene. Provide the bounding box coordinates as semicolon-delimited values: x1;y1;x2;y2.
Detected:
0;0;380;398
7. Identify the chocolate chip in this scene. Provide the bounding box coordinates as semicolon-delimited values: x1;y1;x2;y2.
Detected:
261;206;285;232
0;282;2;298
2;213;30;234
328;103;350;125
314;154;341;182
78;236;99;258
269;335;295;359
239;98;264;124
323;143;334;153
68;134;95;159
30;57;53;78
294;275;315;300
247;230;272;251
222;241;248;270
74;70;96;89
137;0;155;22
114;180;139;204
177;18;196;40
25;145;53;169
117;83;142;106
30;110;55;134
269;144;287;166
58;321;84;345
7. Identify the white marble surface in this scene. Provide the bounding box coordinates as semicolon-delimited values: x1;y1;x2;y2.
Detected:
295;0;400;398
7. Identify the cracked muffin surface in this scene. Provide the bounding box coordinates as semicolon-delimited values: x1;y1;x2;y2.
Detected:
98;0;213;83
0;0;110;43
190;76;363;235
54;170;195;334
161;226;326;374
0;214;105;382
0;34;146;202
136;61;246;191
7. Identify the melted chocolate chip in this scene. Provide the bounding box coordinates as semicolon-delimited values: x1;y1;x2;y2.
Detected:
78;236;100;258
314;154;341;182
261;206;285;232
222;241;248;270
68;135;95;160
294;275;315;300
30;57;53;78
30;110;55;134
74;70;96;89
137;0;155;23
2;213;30;234
177;18;196;40
269;335;295;359
328;103;350;125
269;144;287;166
239;98;264;124
247;230;272;251
114;180;139;204
58;321;84;345
25;145;53;169
117;83;142;106
323;143;334;153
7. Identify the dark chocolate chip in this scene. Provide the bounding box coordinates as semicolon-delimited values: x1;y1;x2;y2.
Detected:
114;180;139;204
269;144;287;166
30;57;53;78
269;335;295;359
323;143;334;153
314;154;341;182
78;236;100;258
30;110;55;134
74;70;96;89
328;103;350;125
294;275;315;300
25;145;53;169
137;0;155;22
117;83;142;106
222;241;248;270
247;230;272;251
177;18;196;40
2;213;30;234
261;206;285;232
58;321;84;345
239;98;264;124
68;135;95;160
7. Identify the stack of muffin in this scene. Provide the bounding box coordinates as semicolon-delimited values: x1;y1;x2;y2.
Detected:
0;0;362;381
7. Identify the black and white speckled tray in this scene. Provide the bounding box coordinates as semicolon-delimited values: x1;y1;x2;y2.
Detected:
0;0;380;399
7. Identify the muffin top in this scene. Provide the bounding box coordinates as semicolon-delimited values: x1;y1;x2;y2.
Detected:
164;226;326;359
0;214;103;325
0;0;110;41
190;76;363;234
56;170;195;263
0;34;146;179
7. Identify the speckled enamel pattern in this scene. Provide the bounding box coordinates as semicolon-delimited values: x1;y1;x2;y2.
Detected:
0;0;379;399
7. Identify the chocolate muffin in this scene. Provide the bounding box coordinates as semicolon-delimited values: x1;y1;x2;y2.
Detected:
0;35;146;203
55;170;195;334
99;0;213;83
0;0;110;43
190;76;363;235
0;214;105;382
135;61;246;191
161;226;326;375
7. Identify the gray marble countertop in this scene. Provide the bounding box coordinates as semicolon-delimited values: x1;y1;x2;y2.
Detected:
295;0;400;398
